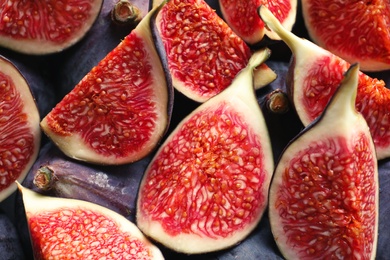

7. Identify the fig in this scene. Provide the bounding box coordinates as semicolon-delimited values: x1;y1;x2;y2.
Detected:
218;0;297;45
0;55;41;202
17;183;164;259
269;64;379;259
258;6;390;160
301;0;390;72
136;49;274;254
40;5;173;165
0;0;104;55
154;0;277;103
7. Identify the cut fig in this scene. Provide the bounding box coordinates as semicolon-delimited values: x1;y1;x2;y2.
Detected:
301;0;390;72
40;5;173;165
17;183;164;259
136;49;274;254
154;0;277;103
219;0;297;45
258;6;390;160
269;64;379;259
0;55;41;202
0;0;103;55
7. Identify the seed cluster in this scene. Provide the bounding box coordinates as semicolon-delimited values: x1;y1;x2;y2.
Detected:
45;33;159;157
0;0;91;42
0;73;34;189
276;135;377;259
140;104;267;238
29;208;154;259
303;55;390;152
159;0;251;99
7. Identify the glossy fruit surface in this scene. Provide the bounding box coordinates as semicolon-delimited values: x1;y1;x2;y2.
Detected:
301;0;390;72
155;0;276;103
0;55;41;202
269;65;378;259
137;49;274;254
40;6;172;165
0;0;103;54
219;0;297;45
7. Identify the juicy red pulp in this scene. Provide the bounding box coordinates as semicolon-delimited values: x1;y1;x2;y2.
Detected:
45;33;158;157
158;0;252;99
0;73;35;191
275;135;377;259
28;208;154;259
0;0;93;42
140;104;267;238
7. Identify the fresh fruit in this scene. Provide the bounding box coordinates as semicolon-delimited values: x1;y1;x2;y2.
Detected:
0;55;41;202
137;49;274;254
40;5;173;165
269;64;378;259
154;0;277;103
258;5;390;160
0;0;103;55
301;0;390;72
17;182;164;259
219;0;297;45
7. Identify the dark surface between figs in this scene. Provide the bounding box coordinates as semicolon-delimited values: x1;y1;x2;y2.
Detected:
0;0;389;259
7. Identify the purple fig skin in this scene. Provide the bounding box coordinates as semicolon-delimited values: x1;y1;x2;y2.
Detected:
0;211;26;260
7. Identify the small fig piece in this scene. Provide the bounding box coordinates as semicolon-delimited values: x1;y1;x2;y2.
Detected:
17;183;164;260
40;6;173;165
154;0;277;103
258;5;390;160
0;55;41;202
137;49;274;254
269;64;379;259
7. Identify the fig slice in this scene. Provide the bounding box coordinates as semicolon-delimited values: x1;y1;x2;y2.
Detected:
16;182;164;260
269;64;379;259
218;0;297;45
258;6;390;160
40;5;173;165
301;0;390;72
154;0;277;103
136;48;274;254
0;55;41;202
0;0;103;55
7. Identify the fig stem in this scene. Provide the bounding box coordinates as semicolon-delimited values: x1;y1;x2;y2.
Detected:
111;0;142;26
33;166;55;191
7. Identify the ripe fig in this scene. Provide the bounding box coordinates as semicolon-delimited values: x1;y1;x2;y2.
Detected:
258;5;390;160
137;49;274;254
154;0;277;103
0;55;41;202
17;183;164;259
269;64;379;259
40;5;173;165
218;0;297;45
0;0;103;55
301;0;390;72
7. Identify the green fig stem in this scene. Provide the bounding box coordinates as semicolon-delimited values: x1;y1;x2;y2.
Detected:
111;0;142;26
33;166;55;191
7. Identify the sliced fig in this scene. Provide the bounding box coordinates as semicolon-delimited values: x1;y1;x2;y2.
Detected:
136;49;274;254
0;0;103;55
17;183;164;259
154;0;277;103
40;6;173;165
0;55;41;202
258;6;390;160
269;64;378;259
301;0;390;72
218;0;297;45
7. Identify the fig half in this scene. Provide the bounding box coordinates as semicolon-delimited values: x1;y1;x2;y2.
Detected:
136;48;274;254
17;183;164;259
269;64;378;259
40;5;173;165
258;5;390;160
